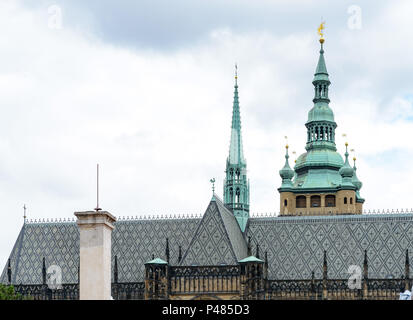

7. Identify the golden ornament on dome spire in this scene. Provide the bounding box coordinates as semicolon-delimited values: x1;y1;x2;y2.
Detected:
318;21;325;43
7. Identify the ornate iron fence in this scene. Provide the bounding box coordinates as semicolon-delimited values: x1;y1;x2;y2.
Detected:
13;282;145;300
9;277;409;300
169;265;240;295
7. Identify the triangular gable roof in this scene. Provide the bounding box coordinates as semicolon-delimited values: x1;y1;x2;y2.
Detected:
180;196;248;266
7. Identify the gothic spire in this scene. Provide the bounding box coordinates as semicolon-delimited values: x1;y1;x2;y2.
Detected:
224;65;250;232
228;64;246;166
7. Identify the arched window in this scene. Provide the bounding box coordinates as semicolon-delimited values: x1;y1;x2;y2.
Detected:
344;197;347;204
350;197;353;204
229;188;233;202
296;196;306;208
236;188;240;203
325;195;336;207
229;168;233;178
284;199;288;207
311;195;321;207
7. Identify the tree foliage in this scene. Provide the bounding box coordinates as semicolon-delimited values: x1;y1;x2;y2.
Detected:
0;284;23;300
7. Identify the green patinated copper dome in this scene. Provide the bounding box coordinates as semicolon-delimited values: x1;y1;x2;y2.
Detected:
339;145;354;178
352;158;362;191
279;39;359;193
307;104;335;123
295;149;343;170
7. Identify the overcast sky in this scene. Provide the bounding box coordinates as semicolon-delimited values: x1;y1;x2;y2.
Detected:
1;0;413;265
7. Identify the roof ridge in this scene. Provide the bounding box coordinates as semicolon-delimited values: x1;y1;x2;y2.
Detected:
214;201;242;263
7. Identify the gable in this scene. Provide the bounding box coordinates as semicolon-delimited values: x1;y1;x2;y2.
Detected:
180;199;248;266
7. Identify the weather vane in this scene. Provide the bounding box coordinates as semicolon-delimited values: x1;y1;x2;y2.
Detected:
318;21;326;43
284;136;289;148
350;148;356;162
342;133;348;146
210;178;216;194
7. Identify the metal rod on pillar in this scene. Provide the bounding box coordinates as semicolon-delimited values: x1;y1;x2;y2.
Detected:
95;164;101;212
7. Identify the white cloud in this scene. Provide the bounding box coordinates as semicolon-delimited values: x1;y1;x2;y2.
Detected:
1;1;413;267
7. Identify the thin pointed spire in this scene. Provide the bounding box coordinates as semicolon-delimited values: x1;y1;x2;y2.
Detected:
178;245;182;263
114;255;118;283
165;238;170;263
7;259;11;284
235;63;238;86
279;144;294;188
363;250;368;279
314;22;329;81
224;65;249;232
340;142;355;188
42;257;47;285
314;41;328;77
228;64;245;165
247;236;252;256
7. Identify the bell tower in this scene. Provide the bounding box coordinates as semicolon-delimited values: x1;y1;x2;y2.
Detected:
278;25;364;216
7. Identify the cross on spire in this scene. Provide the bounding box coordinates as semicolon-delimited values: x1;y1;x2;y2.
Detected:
210;178;216;194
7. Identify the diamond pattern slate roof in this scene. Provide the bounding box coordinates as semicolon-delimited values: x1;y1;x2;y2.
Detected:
180;197;248;266
2;208;413;284
247;214;413;280
0;217;200;284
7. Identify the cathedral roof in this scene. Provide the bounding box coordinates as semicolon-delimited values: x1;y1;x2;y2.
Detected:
3;210;413;283
247;213;413;280
0;216;200;284
0;196;248;285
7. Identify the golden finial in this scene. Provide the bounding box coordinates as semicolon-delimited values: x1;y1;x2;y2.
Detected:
235;63;238;80
345;142;348;147
286;144;289;149
353;157;356;161
318;21;325;43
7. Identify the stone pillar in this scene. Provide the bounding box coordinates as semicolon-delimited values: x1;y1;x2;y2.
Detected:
305;195;311;214
75;211;116;300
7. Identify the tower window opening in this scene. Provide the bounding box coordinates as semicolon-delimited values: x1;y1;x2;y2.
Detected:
236;188;240;204
310;195;321;207
344;197;348;204
230;188;233;203
296;196;306;208
350;197;353;204
284;199;288;207
325;195;336;207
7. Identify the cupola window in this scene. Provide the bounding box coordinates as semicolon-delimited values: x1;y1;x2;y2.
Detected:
296;196;306;208
310;195;321;207
325;195;336;207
